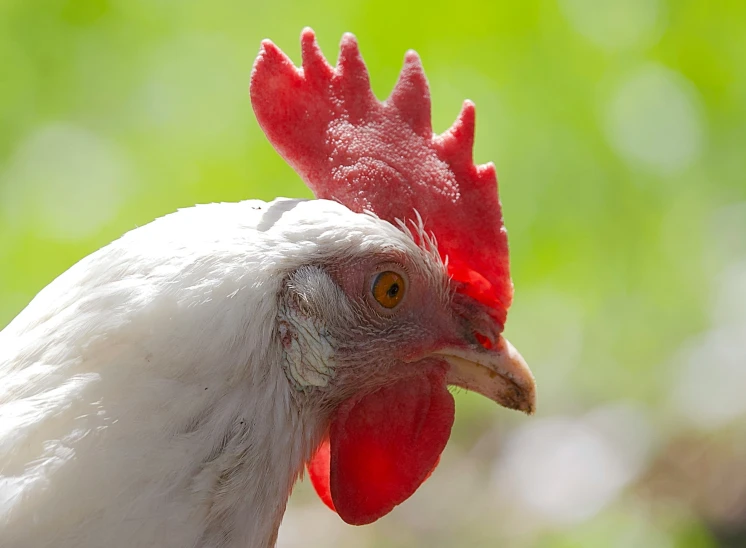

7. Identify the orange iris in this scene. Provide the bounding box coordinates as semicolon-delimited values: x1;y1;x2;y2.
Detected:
372;271;405;309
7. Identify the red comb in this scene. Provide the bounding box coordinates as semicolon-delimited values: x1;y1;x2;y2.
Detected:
250;28;512;322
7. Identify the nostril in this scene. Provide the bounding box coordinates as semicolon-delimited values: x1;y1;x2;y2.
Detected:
474;332;493;350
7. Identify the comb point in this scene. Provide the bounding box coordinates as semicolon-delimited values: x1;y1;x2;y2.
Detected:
300;27;332;82
476;161;498;186
250;38;301;104
403;49;422;68
337;32;361;66
255;38;295;73
388;49;432;138
257;39;280;61
435;99;476;167
336;32;375;112
455;99;476;139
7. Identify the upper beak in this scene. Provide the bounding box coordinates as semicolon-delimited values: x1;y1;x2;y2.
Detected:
434;335;536;414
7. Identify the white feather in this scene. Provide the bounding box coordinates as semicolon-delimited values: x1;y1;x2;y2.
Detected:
0;198;426;548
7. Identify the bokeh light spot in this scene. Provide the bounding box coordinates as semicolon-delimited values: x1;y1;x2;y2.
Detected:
492;404;653;524
0;124;131;241
604;64;705;176
560;0;665;51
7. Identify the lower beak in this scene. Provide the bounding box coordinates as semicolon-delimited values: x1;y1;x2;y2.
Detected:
435;336;536;414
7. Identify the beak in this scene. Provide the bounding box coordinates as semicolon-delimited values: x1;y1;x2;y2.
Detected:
434;336;536;414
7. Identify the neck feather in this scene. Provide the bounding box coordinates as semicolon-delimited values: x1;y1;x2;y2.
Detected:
0;210;328;547
2;333;324;548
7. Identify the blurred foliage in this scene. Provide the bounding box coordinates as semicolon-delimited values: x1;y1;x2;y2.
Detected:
1;0;745;546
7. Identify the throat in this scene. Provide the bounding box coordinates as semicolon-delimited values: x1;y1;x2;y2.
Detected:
191;383;325;548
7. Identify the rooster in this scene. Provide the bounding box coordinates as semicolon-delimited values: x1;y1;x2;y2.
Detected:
0;29;535;548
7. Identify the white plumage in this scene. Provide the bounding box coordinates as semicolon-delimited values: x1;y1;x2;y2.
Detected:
0;198;435;548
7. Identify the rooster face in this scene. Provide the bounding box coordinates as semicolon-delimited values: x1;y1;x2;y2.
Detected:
275;208;535;525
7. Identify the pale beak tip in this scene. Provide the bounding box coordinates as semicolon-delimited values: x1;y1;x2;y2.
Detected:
500;379;536;415
496;336;536;415
439;335;537;415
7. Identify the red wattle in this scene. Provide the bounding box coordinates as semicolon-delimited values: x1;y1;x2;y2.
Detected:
308;438;335;512
307;366;455;525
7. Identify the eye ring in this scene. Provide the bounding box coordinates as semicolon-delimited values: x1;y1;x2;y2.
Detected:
370;269;407;310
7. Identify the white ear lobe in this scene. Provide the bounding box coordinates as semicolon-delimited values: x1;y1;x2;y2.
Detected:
277;312;336;390
279;267;340;390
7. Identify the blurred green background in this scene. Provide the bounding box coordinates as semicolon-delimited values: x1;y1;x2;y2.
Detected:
1;0;745;546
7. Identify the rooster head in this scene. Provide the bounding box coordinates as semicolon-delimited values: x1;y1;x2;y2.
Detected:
250;29;535;526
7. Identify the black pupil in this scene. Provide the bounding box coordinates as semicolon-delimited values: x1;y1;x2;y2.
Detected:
387;283;400;298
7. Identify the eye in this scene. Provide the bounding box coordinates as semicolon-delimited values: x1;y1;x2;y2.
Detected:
371;271;406;309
